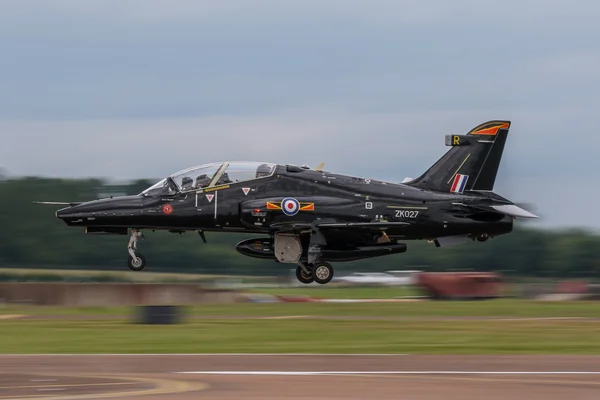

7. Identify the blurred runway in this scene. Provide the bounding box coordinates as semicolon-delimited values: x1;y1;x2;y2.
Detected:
1;354;599;399
18;314;600;321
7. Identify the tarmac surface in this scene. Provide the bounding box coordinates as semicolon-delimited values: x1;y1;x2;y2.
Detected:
1;354;600;399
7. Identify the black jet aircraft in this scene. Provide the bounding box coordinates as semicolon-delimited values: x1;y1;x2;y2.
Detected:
41;120;537;284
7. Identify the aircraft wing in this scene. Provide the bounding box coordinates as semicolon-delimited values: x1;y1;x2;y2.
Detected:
315;221;410;229
269;220;410;232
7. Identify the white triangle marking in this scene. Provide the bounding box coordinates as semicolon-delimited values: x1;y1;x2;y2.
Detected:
206;194;214;203
242;188;251;196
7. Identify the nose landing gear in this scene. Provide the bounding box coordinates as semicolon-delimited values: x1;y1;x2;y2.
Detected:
127;229;146;271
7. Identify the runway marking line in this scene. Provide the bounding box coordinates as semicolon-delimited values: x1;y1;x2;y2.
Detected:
0;353;410;356
177;370;600;376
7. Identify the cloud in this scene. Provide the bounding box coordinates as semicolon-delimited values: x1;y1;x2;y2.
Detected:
0;1;521;25
1;0;599;229
0;111;438;180
526;52;600;77
2;0;598;29
1;105;595;178
1;0;598;123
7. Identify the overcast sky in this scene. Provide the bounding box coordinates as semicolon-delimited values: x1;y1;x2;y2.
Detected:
1;0;599;229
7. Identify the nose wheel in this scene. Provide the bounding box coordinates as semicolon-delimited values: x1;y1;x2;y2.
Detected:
127;229;146;271
127;252;146;271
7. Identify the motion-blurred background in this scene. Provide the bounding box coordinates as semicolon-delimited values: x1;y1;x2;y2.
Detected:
1;1;599;302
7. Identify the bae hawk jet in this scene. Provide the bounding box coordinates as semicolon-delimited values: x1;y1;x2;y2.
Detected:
41;120;537;284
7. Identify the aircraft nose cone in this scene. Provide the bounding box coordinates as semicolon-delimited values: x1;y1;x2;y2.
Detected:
56;203;91;222
56;196;142;225
56;207;69;219
56;204;81;218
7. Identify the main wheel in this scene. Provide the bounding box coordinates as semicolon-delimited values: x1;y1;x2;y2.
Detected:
313;261;334;284
127;252;146;271
296;265;314;284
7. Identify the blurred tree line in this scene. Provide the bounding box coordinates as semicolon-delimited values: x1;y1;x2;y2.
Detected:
0;176;598;279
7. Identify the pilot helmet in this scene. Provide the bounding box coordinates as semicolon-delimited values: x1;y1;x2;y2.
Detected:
256;163;271;178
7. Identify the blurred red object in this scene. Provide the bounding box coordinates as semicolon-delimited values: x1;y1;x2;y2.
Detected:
556;281;589;294
416;272;503;300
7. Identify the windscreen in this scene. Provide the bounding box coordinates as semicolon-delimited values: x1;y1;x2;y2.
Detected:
170;163;223;191
140;178;177;196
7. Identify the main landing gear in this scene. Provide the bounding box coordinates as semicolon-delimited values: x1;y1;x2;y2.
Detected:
127;229;146;271
296;261;334;285
294;220;335;284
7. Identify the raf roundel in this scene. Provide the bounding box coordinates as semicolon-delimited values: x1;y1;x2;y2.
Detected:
281;197;300;216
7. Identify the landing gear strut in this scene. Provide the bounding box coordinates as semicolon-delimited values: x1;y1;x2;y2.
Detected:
294;221;335;285
296;263;314;284
127;229;146;271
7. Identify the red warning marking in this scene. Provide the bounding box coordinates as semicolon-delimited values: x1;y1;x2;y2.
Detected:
162;204;173;215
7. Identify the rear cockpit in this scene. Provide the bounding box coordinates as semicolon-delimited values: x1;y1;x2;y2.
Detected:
140;161;277;196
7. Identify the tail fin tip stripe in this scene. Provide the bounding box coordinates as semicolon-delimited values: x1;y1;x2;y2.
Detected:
471;122;510;136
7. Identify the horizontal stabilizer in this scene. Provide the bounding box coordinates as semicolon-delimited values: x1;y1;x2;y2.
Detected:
491;204;538;219
455;201;539;219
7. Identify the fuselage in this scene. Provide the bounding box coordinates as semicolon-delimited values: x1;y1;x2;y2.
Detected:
56;163;513;241
48;119;534;278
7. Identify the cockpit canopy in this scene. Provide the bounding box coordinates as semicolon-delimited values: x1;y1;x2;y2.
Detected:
140;161;277;197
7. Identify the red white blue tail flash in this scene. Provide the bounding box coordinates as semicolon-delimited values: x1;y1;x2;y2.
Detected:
451;174;469;193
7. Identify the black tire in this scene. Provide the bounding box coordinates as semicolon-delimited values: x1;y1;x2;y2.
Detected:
313;261;334;284
127;252;146;271
296;266;314;284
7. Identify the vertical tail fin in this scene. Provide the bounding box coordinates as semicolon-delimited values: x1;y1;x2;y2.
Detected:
406;120;511;193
